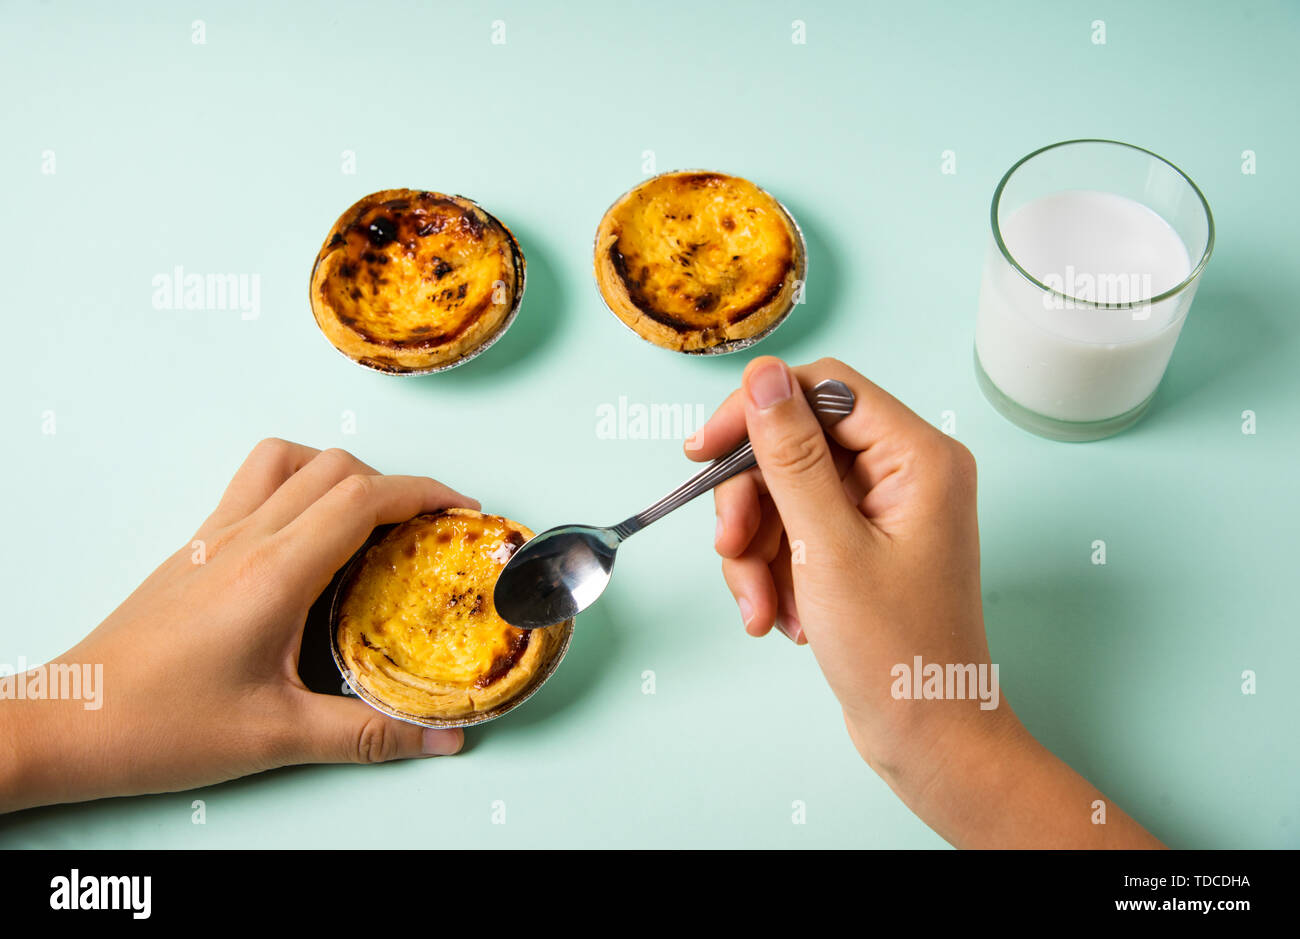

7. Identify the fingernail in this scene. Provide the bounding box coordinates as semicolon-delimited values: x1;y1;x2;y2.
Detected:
738;596;754;627
748;362;792;410
422;728;462;756
776;615;802;643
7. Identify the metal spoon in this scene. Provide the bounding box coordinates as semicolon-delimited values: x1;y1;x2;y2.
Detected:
493;379;856;629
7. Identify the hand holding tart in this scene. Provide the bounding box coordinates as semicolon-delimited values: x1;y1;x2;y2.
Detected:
310;189;524;374
332;509;571;725
594;170;806;353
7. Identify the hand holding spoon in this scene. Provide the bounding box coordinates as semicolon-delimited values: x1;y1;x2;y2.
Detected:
493;379;855;629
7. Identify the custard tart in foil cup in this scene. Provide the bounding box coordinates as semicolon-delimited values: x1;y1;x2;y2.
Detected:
310;189;525;374
330;509;573;728
593;170;807;355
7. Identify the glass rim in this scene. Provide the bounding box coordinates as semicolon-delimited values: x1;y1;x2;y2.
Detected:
990;138;1216;309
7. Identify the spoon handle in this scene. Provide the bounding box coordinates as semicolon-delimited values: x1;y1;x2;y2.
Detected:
611;379;856;540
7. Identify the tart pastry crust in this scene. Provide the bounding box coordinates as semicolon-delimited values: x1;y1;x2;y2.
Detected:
335;509;568;720
310;189;522;373
594;171;804;352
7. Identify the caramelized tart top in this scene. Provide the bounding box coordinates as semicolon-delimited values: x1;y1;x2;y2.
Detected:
600;172;798;333
335;509;568;721
310;189;519;372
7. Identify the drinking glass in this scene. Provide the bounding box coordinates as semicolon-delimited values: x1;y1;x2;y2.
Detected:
974;139;1214;441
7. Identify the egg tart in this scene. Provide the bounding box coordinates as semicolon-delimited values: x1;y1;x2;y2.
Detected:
333;509;571;724
594;170;806;353
310;189;524;374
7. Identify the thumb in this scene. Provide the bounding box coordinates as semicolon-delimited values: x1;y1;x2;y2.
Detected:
742;357;855;541
291;693;464;764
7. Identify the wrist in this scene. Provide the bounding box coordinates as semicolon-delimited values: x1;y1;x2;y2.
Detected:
846;690;1024;777
848;699;1031;834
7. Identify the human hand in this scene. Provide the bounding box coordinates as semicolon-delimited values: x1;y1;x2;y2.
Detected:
686;356;997;780
0;439;475;813
686;357;1160;847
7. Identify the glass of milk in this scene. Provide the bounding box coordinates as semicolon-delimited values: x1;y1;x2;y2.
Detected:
974;139;1214;441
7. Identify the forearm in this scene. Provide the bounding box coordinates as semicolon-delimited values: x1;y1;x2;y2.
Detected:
0;656;132;814
873;708;1164;849
0;695;87;814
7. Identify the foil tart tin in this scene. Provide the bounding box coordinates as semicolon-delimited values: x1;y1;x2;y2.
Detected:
592;169;809;356
328;523;575;729
313;194;527;376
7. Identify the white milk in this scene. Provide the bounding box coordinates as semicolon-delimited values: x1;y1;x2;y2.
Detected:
975;189;1196;423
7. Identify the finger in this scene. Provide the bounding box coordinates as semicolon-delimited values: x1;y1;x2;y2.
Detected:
718;501;784;636
685;388;747;461
202;438;321;531
713;472;763;559
798;358;955;503
747;496;787;565
797;357;938;455
250;448;382;532
688;358;940;468
271;474;480;598
741;357;858;543
709;445;858;554
771;538;804;644
288;693;463;764
721;556;779;637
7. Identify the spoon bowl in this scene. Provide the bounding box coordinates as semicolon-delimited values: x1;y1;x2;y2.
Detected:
494;525;620;630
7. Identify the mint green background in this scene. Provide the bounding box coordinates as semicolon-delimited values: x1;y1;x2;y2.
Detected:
1;0;1296;848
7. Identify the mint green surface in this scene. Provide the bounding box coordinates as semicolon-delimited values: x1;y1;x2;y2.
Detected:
1;0;1296;848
